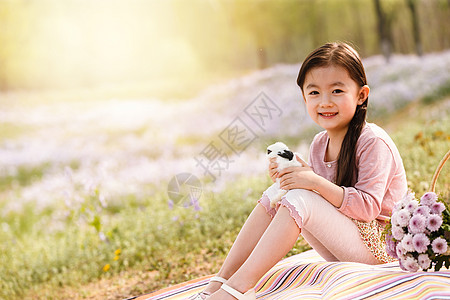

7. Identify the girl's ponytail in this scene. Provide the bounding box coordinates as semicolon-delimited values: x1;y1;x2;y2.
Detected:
297;42;368;187
335;100;367;186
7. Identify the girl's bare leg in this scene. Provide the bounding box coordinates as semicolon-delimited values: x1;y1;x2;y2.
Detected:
202;203;272;294
210;206;300;299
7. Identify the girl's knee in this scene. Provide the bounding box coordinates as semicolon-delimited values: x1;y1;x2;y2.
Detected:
285;188;318;202
282;189;329;223
273;205;302;233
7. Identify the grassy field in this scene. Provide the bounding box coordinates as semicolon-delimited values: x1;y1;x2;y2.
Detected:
0;94;447;299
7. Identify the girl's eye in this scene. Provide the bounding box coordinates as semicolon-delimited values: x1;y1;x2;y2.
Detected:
309;91;319;95
332;89;344;94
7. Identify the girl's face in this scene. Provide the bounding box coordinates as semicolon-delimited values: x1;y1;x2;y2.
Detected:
302;65;369;138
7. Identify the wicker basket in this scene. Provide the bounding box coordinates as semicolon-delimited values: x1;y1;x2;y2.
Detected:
430;149;450;193
430;149;450;257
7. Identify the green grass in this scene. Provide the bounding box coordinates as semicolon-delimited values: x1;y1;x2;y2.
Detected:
0;163;50;192
0;98;449;299
422;80;450;105
0;174;311;299
386;101;450;200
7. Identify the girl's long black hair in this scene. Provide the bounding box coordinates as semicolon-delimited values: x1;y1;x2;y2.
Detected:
296;42;368;187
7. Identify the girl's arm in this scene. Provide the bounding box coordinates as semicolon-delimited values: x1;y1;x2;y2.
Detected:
278;157;344;208
309;173;344;208
281;136;405;222
337;137;404;222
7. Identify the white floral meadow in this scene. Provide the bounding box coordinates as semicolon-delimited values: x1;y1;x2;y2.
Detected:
1;50;450;215
385;191;450;272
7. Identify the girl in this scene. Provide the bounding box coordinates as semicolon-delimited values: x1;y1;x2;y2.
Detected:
192;42;407;300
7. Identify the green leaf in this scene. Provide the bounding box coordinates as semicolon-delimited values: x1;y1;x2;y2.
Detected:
435;258;444;271
89;215;101;233
442;223;450;231
444;257;450;269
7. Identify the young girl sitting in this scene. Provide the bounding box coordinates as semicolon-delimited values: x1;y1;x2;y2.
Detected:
191;42;407;300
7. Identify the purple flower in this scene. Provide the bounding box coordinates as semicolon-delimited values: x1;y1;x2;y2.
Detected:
420;192;438;207
99;231;108;242
417;254;431;270
412;233;430;253
408;214;427;234
396;243;407;259
406;200;419;213
191;197;202;211
430;202;445;215
391;212;399;226
386;246;398;259
401;192;415;207
431;237;448;254
401;234;415;252
386;234;398;258
414;205;430;217
394;201;403;211
398;257;406;271
168;199;174;210
392;225;405;240
397;209;411;227
401;255;420;272
426;214;443;232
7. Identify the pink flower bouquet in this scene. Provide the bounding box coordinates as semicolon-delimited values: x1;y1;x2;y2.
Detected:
385;191;450;271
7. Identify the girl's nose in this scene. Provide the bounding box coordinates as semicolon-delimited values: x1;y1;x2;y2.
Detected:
319;96;333;107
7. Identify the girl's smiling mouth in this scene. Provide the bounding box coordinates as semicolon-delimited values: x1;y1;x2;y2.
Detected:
319;112;338;118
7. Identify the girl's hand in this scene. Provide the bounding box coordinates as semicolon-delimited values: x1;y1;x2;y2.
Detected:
268;157;279;183
278;155;318;190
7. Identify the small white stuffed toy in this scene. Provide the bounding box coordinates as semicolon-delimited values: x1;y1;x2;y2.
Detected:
267;142;304;208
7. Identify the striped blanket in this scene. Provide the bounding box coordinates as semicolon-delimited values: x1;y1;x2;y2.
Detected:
132;250;450;300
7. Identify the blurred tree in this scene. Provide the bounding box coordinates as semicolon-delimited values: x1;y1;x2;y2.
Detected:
373;0;393;62
230;0;276;69
406;0;422;56
308;0;327;50
349;0;369;56
0;0;449;91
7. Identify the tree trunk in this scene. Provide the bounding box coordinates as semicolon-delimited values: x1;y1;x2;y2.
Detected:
257;46;267;69
406;0;423;56
373;0;392;62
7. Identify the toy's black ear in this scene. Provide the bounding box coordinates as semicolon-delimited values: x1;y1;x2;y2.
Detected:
278;150;294;161
267;149;272;155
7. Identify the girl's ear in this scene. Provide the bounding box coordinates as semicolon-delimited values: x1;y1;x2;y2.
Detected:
357;85;370;105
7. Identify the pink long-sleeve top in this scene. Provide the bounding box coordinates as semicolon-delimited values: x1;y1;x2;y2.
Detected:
309;122;407;223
